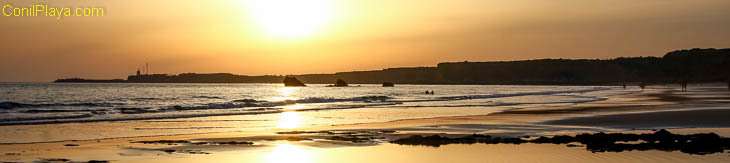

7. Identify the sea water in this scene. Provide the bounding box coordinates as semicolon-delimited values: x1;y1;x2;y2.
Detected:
0;83;636;143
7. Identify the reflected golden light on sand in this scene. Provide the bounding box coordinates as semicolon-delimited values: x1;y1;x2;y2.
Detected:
265;143;314;163
278;111;302;129
275;86;304;129
282;104;303;110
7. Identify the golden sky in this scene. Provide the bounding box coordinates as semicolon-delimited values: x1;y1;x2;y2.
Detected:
1;0;729;82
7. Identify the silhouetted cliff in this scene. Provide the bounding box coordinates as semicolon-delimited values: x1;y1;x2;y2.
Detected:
125;73;283;83
53;78;127;83
661;48;730;83
55;48;730;85
435;48;729;84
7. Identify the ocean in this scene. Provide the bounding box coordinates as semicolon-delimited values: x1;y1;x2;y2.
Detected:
0;83;636;143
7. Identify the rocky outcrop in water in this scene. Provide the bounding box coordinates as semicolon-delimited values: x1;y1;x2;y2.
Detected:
382;82;394;87
335;79;349;87
283;76;306;87
326;79;349;87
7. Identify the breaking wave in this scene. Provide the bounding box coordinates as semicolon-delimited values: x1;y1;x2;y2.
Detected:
0;87;616;125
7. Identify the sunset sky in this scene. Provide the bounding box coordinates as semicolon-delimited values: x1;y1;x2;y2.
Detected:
1;0;729;82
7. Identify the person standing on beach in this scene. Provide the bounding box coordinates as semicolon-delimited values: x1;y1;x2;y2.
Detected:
639;83;646;91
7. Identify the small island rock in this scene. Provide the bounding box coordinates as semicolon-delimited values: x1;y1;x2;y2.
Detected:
334;79;349;87
283;76;306;87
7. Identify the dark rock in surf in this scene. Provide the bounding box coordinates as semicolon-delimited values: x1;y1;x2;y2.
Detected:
38;158;72;162
0;102;24;109
87;160;111;163
133;140;191;145
382;82;394;87
334;79;349;87
192;141;254;145
283;76;306;87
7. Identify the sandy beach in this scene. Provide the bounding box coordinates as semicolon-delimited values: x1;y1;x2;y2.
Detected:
2;86;730;163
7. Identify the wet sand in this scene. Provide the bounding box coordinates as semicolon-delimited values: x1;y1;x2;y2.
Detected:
2;86;730;162
544;107;730;129
315;87;730;137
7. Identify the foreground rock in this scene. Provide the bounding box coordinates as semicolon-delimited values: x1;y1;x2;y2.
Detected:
283;76;306;87
391;129;730;155
132;140;253;146
34;158;110;163
132;140;190;145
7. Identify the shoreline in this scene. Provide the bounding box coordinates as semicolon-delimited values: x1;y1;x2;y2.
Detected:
303;88;691;133
2;87;730;162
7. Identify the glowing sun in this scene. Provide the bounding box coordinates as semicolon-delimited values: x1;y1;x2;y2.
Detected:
242;0;336;38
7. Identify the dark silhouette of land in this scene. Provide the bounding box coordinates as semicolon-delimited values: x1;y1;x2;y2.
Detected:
391;129;730;155
55;48;730;85
53;78;127;83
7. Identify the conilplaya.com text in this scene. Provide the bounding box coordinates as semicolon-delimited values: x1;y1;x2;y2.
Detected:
3;3;104;20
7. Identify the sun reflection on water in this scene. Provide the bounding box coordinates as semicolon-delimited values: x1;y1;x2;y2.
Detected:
275;86;304;129
265;143;313;163
277;87;298;97
273;87;298;102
